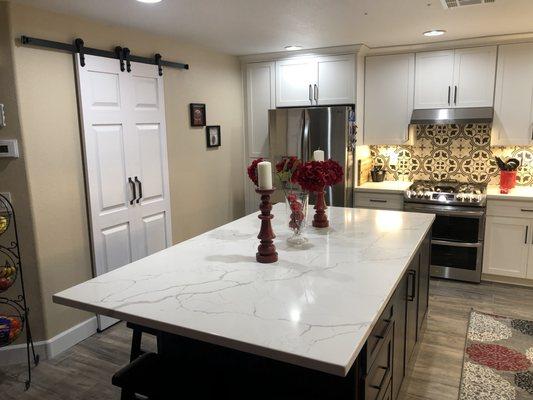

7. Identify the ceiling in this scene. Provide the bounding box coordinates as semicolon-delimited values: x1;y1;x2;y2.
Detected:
13;0;533;55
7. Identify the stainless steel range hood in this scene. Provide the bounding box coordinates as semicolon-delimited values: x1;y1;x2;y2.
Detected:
410;107;494;125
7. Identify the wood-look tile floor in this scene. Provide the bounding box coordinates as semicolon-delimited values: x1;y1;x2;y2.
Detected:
1;279;532;399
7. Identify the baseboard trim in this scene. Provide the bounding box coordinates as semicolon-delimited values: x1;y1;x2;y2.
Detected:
482;273;533;288
0;316;97;366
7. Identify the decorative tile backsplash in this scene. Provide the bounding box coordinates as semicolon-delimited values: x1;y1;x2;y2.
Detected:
369;124;533;185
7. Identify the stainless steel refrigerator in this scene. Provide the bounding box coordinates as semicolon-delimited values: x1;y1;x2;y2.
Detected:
268;106;356;207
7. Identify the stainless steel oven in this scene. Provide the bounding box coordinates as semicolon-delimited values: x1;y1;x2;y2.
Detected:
403;203;485;283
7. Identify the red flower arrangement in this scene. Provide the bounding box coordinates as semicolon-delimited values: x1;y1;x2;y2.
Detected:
247;158;264;186
293;159;344;192
275;156;301;184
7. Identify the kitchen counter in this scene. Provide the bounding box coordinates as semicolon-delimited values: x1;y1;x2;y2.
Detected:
354;181;412;194
487;185;533;201
53;204;434;377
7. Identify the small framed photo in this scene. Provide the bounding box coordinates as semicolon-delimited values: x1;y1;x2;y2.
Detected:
206;125;221;148
189;103;206;127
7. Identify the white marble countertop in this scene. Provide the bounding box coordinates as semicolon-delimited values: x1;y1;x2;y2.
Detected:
354;181;412;194
487;185;533;201
53;204;434;377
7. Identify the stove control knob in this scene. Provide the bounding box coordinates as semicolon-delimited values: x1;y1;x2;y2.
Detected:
424;192;431;199
456;194;463;202
465;194;473;202
471;195;480;203
417;191;424;198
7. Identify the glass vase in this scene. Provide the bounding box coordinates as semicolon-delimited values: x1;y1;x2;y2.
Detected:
285;189;309;246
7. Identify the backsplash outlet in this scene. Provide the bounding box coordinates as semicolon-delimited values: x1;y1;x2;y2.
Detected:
369;124;533;185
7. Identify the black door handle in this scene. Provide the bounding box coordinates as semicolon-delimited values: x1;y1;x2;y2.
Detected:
407;270;416;301
128;177;136;205
447;86;451;105
454;85;458;105
135;176;142;203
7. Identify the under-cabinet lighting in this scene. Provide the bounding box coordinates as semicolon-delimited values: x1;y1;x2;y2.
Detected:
285;45;303;51
136;0;162;3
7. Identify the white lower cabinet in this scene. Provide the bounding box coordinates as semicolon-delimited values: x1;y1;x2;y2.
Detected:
484;201;533;279
354;192;404;211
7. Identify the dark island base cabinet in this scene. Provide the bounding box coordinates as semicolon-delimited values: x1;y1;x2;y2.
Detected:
129;232;431;400
361;231;431;400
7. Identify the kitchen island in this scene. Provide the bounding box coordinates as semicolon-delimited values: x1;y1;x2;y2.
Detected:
53;204;434;399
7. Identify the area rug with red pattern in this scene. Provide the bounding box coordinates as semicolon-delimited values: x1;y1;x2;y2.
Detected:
459;310;533;399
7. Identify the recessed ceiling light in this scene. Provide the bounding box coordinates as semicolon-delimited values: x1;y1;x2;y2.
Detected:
136;0;162;3
284;45;303;51
423;30;446;37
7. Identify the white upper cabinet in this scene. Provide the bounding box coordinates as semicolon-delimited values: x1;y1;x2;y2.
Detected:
245;62;275;158
414;50;455;109
492;43;533;145
364;53;415;145
316;54;355;105
276;58;316;107
414;47;497;109
453;47;497;107
276;54;355;107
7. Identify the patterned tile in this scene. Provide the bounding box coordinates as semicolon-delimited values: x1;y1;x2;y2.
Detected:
369;124;533;185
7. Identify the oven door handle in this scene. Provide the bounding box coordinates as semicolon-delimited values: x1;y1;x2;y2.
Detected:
431;239;482;248
404;206;485;218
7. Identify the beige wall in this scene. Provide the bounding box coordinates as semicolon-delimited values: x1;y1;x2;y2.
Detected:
0;1;46;341
7;1;245;339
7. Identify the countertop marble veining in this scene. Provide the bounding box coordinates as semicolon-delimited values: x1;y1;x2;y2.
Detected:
487;185;533;201
53;204;434;377
354;181;412;194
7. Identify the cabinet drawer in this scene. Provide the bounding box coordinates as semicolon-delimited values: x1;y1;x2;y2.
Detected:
365;322;393;400
355;193;403;210
366;300;394;373
487;200;533;218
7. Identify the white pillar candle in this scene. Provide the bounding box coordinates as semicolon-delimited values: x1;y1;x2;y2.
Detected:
313;149;325;162
257;161;273;190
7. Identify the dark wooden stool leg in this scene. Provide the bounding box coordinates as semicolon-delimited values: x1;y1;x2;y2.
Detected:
130;329;143;362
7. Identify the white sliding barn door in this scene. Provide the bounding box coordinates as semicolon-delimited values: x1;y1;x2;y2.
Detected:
76;54;172;330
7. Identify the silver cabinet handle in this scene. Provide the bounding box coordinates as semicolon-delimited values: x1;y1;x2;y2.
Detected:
454;86;458;105
431;239;482;248
521;209;533;212
314;84;318;103
447;86;451;105
308;84;313;104
526;226;529;245
369;199;387;203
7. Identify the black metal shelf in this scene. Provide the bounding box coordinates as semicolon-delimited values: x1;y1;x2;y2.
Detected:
0;194;39;390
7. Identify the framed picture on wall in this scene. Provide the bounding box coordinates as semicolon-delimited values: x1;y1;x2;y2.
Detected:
206;125;221;148
189;103;206;127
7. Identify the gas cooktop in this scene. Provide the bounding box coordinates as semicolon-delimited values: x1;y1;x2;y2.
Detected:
404;180;487;206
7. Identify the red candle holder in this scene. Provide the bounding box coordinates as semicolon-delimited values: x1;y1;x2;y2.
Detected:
312;187;329;228
255;188;278;263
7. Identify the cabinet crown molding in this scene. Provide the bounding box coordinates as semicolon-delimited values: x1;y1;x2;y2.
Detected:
239;44;365;64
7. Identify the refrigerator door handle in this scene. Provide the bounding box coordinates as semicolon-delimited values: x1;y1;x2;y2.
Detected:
302;109;311;162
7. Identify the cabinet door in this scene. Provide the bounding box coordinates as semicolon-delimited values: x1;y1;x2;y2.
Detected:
492;43;533;145
392;274;407;400
483;216;530;278
405;253;420;365
414;50;455;109
276;58;316;107
417;233;431;333
452;46;497;108
364;53;414;145
245;62;275;158
316;54;355;105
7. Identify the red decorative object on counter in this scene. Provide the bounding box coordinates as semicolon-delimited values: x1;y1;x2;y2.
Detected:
499;170;517;194
255;188;278;263
292;159;344;228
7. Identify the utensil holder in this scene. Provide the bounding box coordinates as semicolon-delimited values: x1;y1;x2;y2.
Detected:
499;170;517;194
